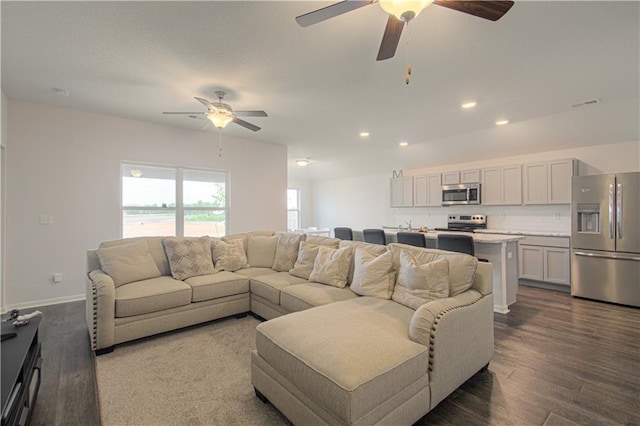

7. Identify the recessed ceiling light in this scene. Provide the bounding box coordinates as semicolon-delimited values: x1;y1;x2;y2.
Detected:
461;101;477;109
359;132;370;137
495;119;509;126
398;141;409;147
296;159;309;167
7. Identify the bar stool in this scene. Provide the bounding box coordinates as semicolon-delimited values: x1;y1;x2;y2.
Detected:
437;234;475;256
397;232;427;248
363;229;387;245
333;227;353;240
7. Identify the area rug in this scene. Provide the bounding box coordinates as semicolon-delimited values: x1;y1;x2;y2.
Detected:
94;316;289;426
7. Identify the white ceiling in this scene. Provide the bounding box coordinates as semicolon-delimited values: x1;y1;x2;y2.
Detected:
2;1;639;180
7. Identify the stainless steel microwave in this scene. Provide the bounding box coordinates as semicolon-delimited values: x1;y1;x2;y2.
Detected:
442;183;481;206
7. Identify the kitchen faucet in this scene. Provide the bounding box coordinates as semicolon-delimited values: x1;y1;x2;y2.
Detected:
406;220;412;231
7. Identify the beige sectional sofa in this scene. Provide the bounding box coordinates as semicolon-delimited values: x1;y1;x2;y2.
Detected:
86;230;494;425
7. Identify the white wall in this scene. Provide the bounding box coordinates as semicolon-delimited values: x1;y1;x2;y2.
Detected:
4;99;287;310
314;140;640;234
1;91;8;309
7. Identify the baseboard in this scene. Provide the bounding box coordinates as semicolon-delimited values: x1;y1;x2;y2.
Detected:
1;293;85;314
493;304;510;314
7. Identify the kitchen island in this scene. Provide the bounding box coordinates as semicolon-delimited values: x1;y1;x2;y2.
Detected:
353;229;524;314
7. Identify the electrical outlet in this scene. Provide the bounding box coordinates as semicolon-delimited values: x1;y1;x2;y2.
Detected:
53;273;62;283
40;215;54;225
507;252;513;259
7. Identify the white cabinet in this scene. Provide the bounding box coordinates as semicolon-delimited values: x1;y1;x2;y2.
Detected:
481;165;522;205
442;169;480;185
518;236;571;286
460;169;480;183
413;174;442;207
523;159;576;205
390;177;414;207
441;171;460;185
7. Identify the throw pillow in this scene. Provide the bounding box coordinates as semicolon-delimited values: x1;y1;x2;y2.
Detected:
247;236;277;268
289;241;320;280
308;245;352;288
97;240;162;287
272;233;306;272
162;236;216;281
392;250;450;310
350;247;396;299
212;238;249;272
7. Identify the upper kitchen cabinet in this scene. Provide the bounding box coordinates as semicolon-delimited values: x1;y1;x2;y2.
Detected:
390;176;414;207
441;169;480;185
481;165;522;205
414;174;442;207
523;159;577;205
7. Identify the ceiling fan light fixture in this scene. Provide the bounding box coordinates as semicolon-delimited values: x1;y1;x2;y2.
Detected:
207;111;234;129
379;0;434;22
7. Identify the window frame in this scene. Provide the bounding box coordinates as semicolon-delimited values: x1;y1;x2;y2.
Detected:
121;162;230;238
287;188;301;231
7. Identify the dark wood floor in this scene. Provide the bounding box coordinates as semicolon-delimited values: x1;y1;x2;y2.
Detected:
26;286;639;426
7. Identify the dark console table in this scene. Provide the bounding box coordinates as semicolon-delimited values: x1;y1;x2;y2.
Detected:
1;317;42;426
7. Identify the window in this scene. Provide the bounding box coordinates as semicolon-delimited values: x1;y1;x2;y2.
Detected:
287;188;300;231
122;163;228;238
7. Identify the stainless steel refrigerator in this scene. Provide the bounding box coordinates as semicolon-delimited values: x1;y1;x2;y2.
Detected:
571;172;640;307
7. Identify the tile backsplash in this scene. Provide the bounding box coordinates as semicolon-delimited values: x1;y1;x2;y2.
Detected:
391;205;571;233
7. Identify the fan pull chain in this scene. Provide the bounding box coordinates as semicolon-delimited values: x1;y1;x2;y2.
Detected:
405;22;412;85
218;128;224;157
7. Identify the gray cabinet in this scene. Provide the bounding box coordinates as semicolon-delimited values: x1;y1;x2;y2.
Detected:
390;177;414;207
481;165;522;205
523;159;576;205
518;236;571;286
413;174;441;207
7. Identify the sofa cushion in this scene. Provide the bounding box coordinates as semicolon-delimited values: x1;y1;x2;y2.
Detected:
281;283;359;312
247;236;277;268
99;237;171;276
350;247;396;299
289;241;320;280
392;251;449;310
162;236;216;281
255;297;428;425
305;235;340;248
222;230;276;251
184;271;249;302
212;238;249;271
234;267;278;278
389;244;478;296
250;272;308;305
115;276;192;317
309;245;352;288
339;240;388;285
272;233;306;272
97;240;162;287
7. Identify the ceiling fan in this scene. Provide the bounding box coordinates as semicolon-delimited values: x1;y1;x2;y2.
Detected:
296;0;514;61
163;91;268;132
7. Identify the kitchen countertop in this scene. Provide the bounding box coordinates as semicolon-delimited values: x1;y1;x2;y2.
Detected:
474;229;570;238
364;229;525;243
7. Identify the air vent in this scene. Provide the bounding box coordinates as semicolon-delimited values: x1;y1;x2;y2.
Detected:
570;98;600;109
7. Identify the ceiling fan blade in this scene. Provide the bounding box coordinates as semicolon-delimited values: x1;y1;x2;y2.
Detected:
234;110;268;117
296;0;373;27
163;112;206;115
433;0;514;21
194;97;213;108
232;117;261;132
377;15;405;61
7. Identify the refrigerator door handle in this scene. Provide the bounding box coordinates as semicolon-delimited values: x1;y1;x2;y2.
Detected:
608;183;614;239
574;250;640;261
616;182;623;239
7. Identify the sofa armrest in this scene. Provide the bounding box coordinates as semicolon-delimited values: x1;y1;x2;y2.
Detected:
410;290;494;408
86;270;116;351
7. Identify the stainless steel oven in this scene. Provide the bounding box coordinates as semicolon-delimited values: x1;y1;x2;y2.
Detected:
441;183;481;206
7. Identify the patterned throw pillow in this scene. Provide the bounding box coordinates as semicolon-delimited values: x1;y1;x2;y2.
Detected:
350;247;396;299
308;245;353;288
212;238;249;272
289;241;320;280
272;233;306;272
392;250;449;310
162;237;216;281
